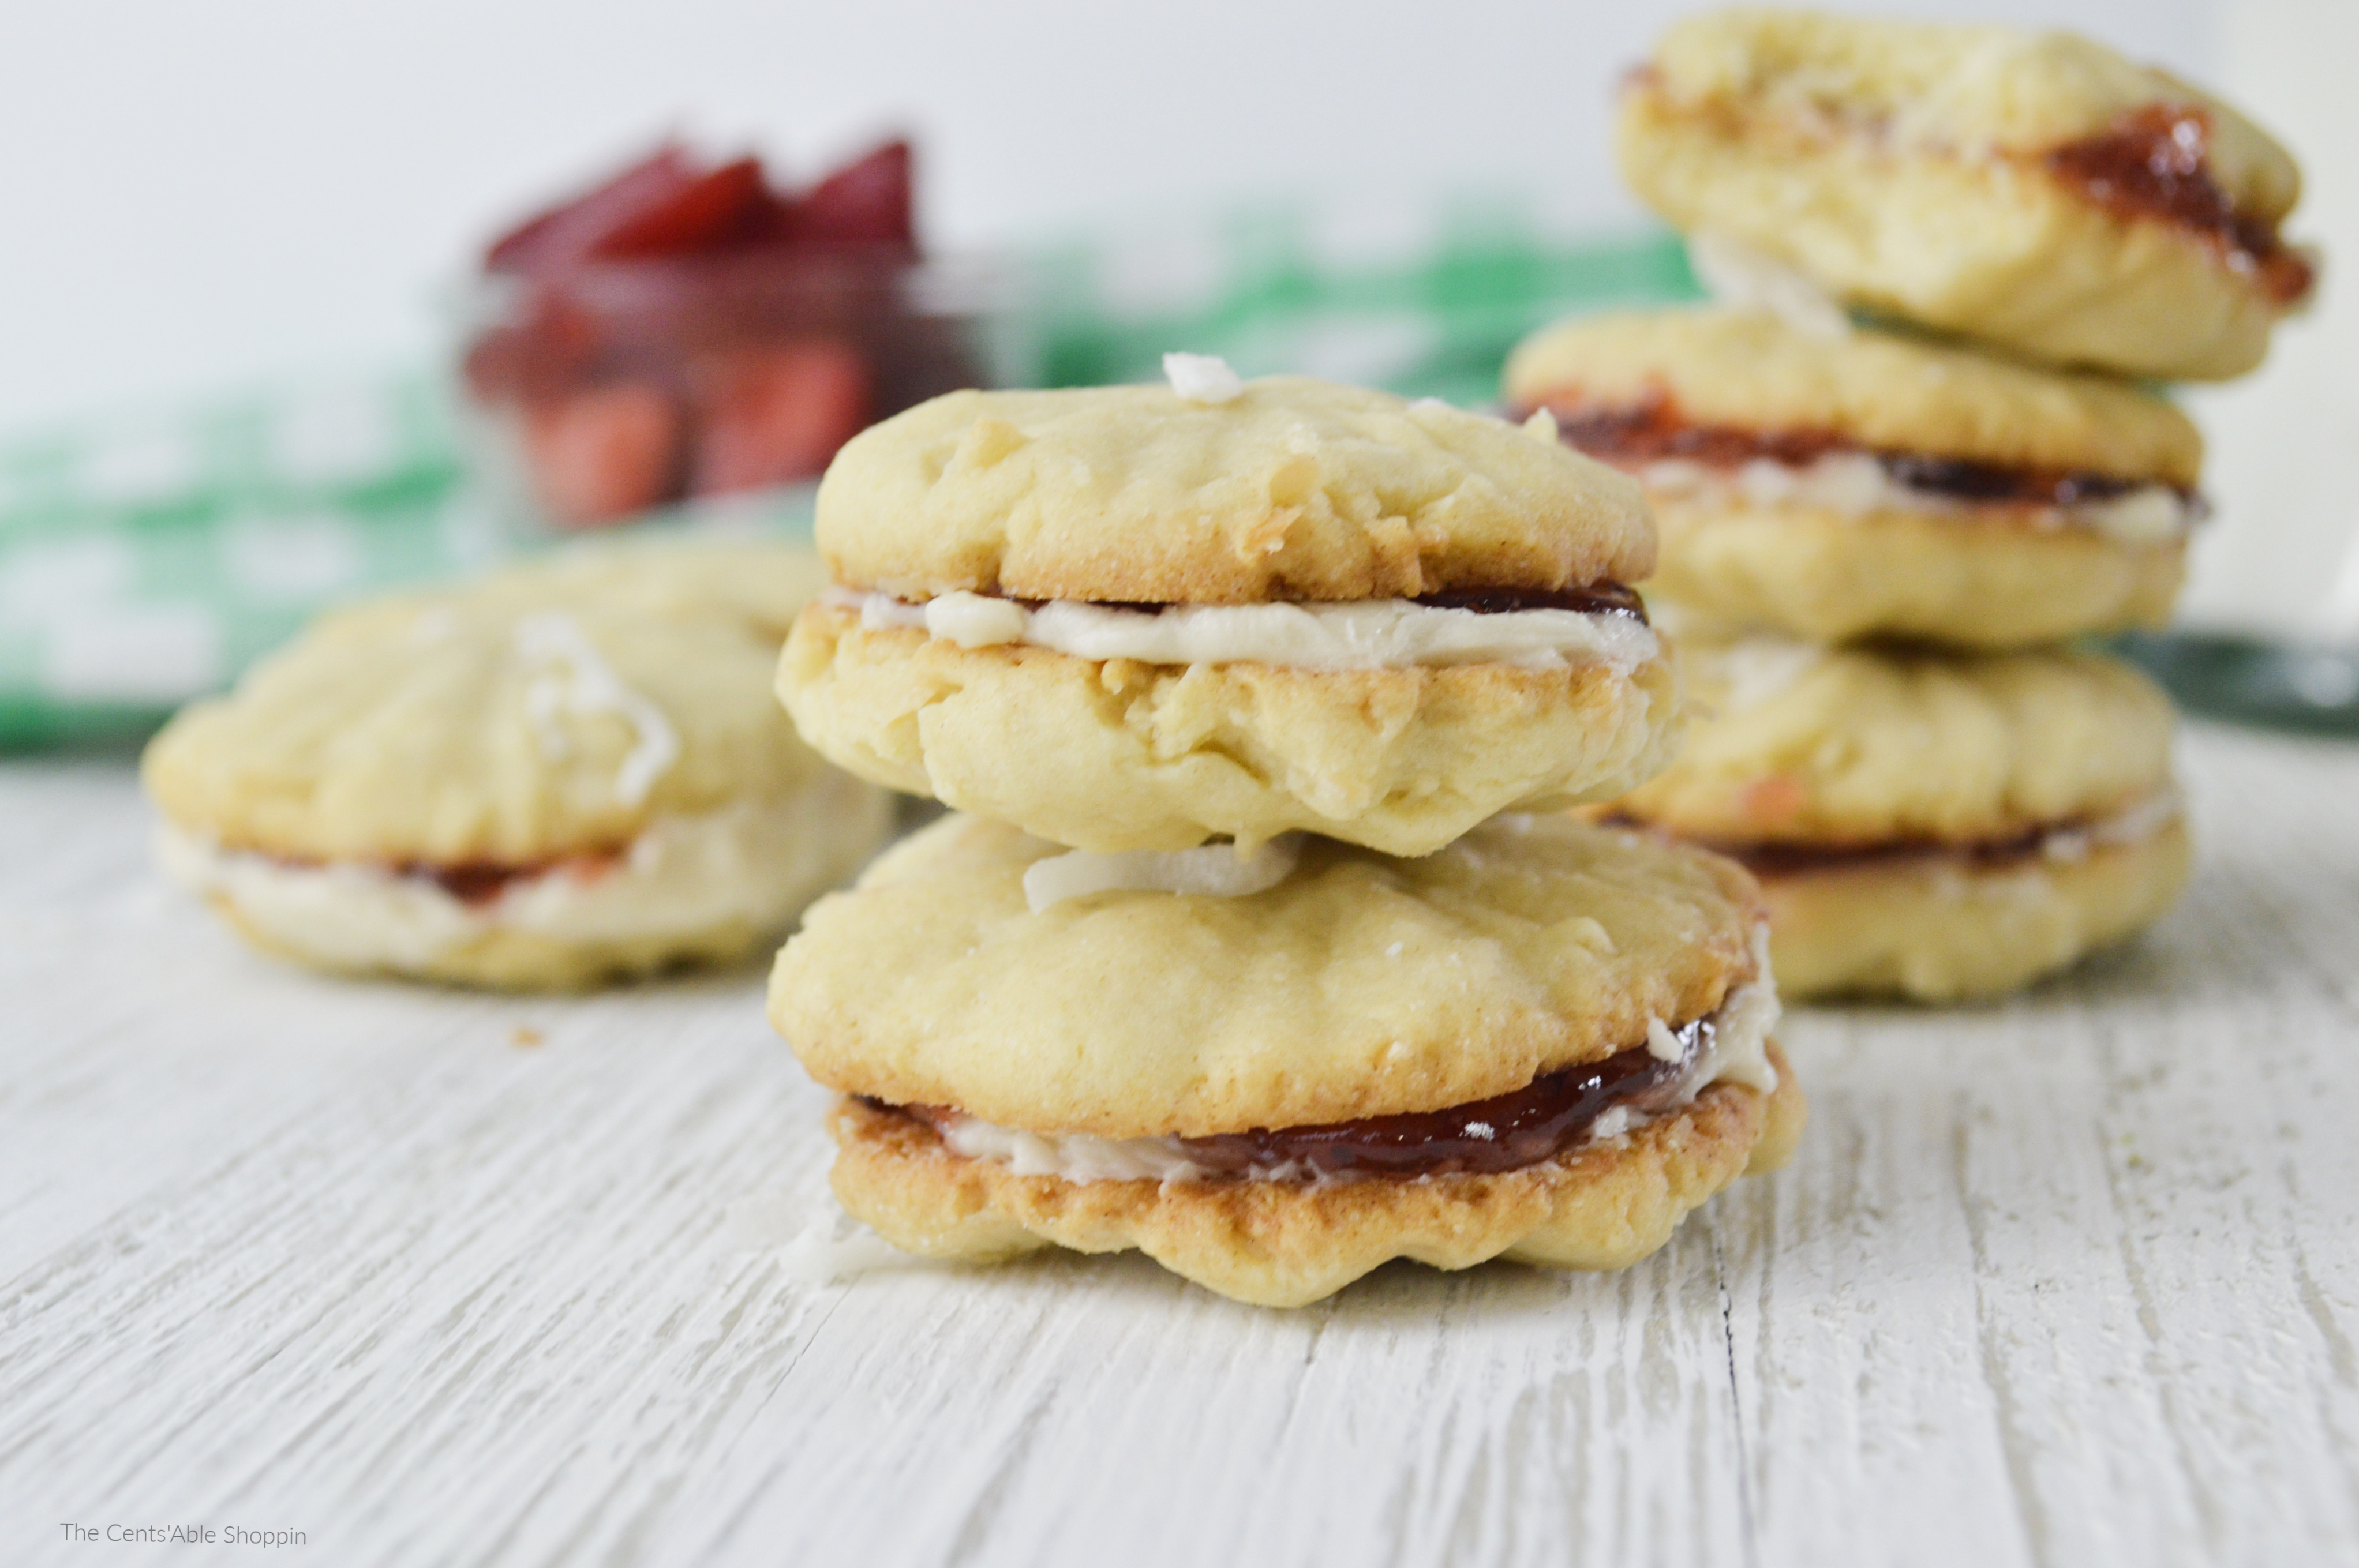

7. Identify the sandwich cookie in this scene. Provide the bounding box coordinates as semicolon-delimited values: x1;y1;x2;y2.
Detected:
1601;635;2190;1000
1506;308;2203;648
772;811;1804;1308
1616;9;2313;381
144;541;895;989
781;362;1680;856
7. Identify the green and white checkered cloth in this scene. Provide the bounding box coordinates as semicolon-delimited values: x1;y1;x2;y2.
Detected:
0;217;1699;749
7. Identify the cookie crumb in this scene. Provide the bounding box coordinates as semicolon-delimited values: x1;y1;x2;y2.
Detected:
510;1026;545;1049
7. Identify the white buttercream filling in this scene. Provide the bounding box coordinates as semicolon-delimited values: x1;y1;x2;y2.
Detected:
156;776;877;970
931;926;1781;1186
1023;835;1304;913
1637;453;2199;543
2038;789;2185;864
837;588;1661;674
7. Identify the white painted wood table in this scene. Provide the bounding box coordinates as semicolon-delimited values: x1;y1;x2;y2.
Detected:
3;722;2357;1568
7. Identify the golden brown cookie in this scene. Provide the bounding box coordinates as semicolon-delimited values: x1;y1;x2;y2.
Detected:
1755;819;2192;1001
1612;637;2177;849
1507;309;2201;647
1615;10;2312;380
826;1055;1804;1309
144;540;894;989
770;811;1802;1304
817;376;1653;604
787;372;1683;853
1599;636;2189;1001
1506;308;2202;483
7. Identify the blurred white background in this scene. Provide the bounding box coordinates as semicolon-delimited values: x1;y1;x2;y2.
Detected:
4;0;2350;634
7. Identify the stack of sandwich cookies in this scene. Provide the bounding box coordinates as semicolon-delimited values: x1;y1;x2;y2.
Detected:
145;542;896;990
1497;7;2319;1001
773;364;1805;1306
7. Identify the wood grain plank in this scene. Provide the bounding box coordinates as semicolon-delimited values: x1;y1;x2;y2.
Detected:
1729;727;2359;1568
1;729;2356;1567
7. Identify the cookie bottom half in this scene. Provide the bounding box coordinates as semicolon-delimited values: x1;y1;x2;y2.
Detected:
779;604;1680;856
175;774;894;992
1762;820;2192;1001
1646;499;2186;649
825;1043;1803;1308
207;902;776;992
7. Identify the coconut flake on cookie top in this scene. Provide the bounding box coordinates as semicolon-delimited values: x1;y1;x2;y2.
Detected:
1162;351;1247;405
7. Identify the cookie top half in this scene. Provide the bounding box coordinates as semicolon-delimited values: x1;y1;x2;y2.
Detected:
773;811;1765;1139
144;541;836;867
1634;10;2300;228
814;377;1654;604
1506;308;2202;486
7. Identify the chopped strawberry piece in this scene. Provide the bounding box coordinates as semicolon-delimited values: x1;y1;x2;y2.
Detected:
461;327;530;402
590;157;771;260
791;140;915;249
485;144;699;274
462;290;604;401
522;384;684;527
689;342;873;494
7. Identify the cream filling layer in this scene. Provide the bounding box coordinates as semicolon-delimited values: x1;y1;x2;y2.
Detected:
835;588;1662;675
1744;788;2186;881
1638;453;2197;543
931;927;1781;1187
157;774;882;970
2036;788;2185;864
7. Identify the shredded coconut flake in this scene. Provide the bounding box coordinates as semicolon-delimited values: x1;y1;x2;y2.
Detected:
2044;789;2184;864
1163;352;1246;404
1024;835;1302;914
514;612;680;806
1645;1017;1688;1063
922;589;1028;648
1687;230;1852;338
1712;636;1828;716
2088;789;2183;846
1588;1106;1636;1141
